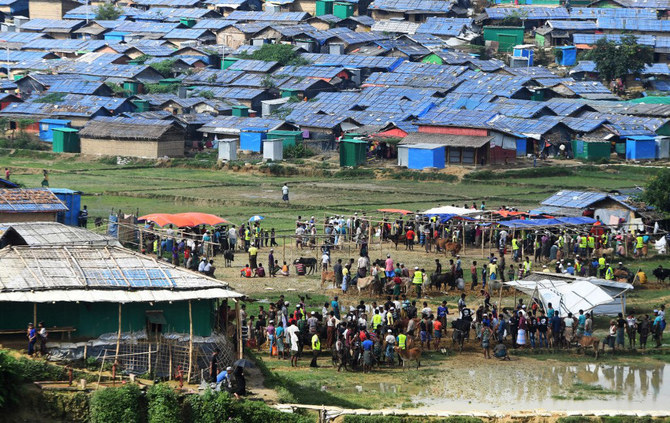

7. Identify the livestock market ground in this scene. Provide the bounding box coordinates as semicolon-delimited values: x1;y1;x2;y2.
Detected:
3;149;670;415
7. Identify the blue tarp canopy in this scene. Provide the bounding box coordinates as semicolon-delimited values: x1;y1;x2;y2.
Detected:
424;213;476;223
498;217;597;229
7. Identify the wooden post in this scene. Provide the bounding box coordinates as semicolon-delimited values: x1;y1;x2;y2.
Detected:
462;223;466;254
115;303;122;357
235;300;243;360
33;303;37;327
481;226;485;258
187;300;193;383
139;228;143;253
488;226;494;257
283;235;286;263
498;283;504;313
148;343;152;376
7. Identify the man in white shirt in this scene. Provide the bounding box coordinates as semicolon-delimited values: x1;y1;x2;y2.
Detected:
322;251;330;271
228;226;237;251
286;321;300;367
282;183;289;203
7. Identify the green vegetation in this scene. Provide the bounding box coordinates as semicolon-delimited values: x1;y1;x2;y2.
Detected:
334;168;375;178
150;59;178;78
147;384;180;423
0;351;22;410
34;93;66;104
239;44;310;66
144;83;179;94
586;35;654;82
343;417;483;423
95;2;123;20
642;167;670;213
284;144;315;159
90;384;143;423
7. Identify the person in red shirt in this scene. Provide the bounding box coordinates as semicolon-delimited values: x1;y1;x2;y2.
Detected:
433;318;443;349
240;264;252;278
405;228;415;251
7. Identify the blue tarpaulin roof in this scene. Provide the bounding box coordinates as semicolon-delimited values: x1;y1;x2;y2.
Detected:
498;217;597;228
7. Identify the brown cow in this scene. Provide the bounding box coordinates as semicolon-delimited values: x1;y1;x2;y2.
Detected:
574;335;600;358
394;346;421;369
321;270;335;286
434;239;462;257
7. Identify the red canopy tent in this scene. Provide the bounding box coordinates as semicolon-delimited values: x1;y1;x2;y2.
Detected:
139;213;230;228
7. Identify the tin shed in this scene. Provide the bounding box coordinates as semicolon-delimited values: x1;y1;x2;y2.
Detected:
52;128;80;153
626;136;656;160
572;139;610;161
39;119;71;142
339;139;367;167
263;139;283;161
407;144;445;170
50;188;81;227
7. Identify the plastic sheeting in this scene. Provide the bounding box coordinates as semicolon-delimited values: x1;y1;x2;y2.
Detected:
108;214;118;238
506;279;614;317
498;216;596;228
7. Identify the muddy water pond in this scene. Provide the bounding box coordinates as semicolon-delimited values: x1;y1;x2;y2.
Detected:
411;362;669;413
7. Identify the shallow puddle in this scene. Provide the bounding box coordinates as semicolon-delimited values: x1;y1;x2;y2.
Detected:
412;362;669;412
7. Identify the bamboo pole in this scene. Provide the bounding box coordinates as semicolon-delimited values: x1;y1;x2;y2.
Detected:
283;235;286;263
115;304;122;357
488;226;494;257
188;300;193;383
462;224;466;254
33;303;37;327
168;344;173;381
481;226;485;258
148;343;152;376
235;300;243;360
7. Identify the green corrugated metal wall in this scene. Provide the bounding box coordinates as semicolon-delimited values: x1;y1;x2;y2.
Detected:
0;300;216;338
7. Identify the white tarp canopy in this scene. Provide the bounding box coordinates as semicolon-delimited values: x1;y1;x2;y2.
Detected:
505;279;614;317
423;205;481;217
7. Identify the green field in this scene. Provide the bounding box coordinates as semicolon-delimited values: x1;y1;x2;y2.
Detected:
1;150;659;232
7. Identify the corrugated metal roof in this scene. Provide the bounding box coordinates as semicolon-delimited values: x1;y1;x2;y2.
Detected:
485;6;570;20
0;188;67;212
416;17;472;36
547;20;597;31
572;33;656;46
22;18;84;31
228;59;279;72
568;7;656;19
0;245;242;303
3;222;120;247
541;190;633;209
46;79;107;95
392;61;468;76
302;53;404;70
597;17;670;33
370;0;455;13
226;11;309;22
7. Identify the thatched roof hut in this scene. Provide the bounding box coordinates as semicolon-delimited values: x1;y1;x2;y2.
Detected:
79;116;186;158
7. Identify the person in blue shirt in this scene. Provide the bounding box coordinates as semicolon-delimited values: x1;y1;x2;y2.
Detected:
497;316;507;342
577;309;586;337
546;303;554;322
566;263;575;275
331;296;340;319
216;366;233;391
362;336;374;373
550;311;562;347
653;311;664;347
437;301;449;327
27;323;36;356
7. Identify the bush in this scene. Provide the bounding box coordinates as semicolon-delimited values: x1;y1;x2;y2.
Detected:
334;168;375;178
284;144;315;159
239;43;310;66
259;163;299;176
389;171;457;182
0;351;22;410
147;384;180;423
89;384;143;423
183;389;233;423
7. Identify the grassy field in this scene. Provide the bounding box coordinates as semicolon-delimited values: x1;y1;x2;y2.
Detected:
1;150;660;231
4;149;670;412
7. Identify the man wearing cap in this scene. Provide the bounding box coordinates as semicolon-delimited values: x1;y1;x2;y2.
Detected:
216;366;233;390
605;262;614;280
412;266;423;298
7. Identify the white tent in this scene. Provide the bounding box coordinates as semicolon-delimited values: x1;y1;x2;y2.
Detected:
505;279;615;317
423;205;481;217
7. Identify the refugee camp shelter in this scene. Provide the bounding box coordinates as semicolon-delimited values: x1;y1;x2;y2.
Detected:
626;135;657;160
401;132;494;165
38;119;71;142
49;189;81;227
0;189;67;223
571;139;610;161
79;117;186;159
522;272;633;316
52;127;80;153
239;127;267;152
0;245;242;338
339;138;367;167
0;221;120;248
532;190;637;224
406;144;445;170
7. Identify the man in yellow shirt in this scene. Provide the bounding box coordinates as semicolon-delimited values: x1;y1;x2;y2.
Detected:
248;244;258;269
412;266;423;298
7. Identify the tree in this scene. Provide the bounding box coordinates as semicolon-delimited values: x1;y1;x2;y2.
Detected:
587;35;654;82
95;2;123;20
642;168;670;213
243;44;309;66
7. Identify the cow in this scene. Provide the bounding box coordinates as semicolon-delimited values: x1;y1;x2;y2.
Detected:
223;249;235;267
653;265;670;283
429;272;454;291
434;239;462;256
574;335;600;359
321;270;335;286
356;276;381;294
295;257;317;275
389;233;407;250
451;319;471;352
394;346;421;369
